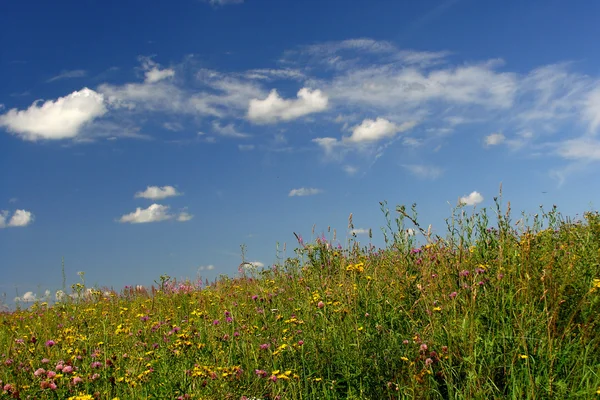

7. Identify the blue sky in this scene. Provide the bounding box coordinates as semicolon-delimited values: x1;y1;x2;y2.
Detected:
2;0;600;304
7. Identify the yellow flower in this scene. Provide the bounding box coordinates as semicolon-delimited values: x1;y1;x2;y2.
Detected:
519;354;528;359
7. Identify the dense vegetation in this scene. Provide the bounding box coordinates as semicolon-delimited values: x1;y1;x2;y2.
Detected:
1;198;600;399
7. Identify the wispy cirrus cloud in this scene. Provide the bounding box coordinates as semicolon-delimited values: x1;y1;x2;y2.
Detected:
402;164;443;180
47;69;87;83
288;188;322;197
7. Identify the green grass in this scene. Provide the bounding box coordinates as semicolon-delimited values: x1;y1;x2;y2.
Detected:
1;199;600;399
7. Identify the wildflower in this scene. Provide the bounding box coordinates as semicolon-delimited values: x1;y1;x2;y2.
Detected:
234;331;240;337
420;344;428;353
449;291;458;299
226;317;233;323
252;295;258;300
45;340;56;347
459;270;469;277
213;320;220;325
317;301;325;309
475;267;486;274
91;361;102;369
519;354;528;359
47;371;57;379
255;369;268;378
41;358;50;364
72;376;83;385
403;340;409;345
259;344;270;350
297;340;304;346
63;365;73;374
425;358;433;366
34;368;46;377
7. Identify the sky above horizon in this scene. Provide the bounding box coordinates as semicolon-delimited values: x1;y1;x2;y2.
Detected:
2;0;600;305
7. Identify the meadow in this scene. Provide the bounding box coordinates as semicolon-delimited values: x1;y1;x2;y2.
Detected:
1;198;600;399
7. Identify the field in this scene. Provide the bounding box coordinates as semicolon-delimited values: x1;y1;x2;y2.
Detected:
1;199;600;399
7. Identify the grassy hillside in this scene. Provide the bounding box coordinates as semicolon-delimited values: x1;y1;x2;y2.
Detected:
1;200;600;399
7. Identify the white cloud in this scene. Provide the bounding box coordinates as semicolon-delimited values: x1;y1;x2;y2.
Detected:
345;117;416;143
247;88;328;124
177;212;194;222
248;261;264;268
238;144;255;151
0;88;107;141
584;86;600;133
14;291;37;303
47;69;87;83
312;137;340;155
198;264;216;271
343;165;358;175
139;57;175;84
326;61;517;111
212;121;249;138
459;191;484;206
163;122;183;131
119;204;173;224
402;164;443;179
484;133;506;146
288;188;322;197
135;185;181;200
0;209;34;228
205;0;243;4
556;138;600;160
350;228;369;235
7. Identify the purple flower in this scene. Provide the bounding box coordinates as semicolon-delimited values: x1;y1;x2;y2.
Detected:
449;291;458;299
72;376;83;385
233;331;240;337
34;368;46;377
226;317;233;323
475;268;485;275
420;343;428;353
45;340;56;347
259;343;270;350
459;270;470;277
62;365;73;374
425;358;433;366
91;361;103;369
252;295;258;300
41;358;50;364
212;320;220;325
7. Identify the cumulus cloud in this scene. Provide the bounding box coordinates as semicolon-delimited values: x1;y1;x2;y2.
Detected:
198;264;216;271
119;204;192;224
0;88;107;141
459;191;484;206
139;57;175;84
247;88;328;123
402;164;443;179
14;291;38;303
484;133;506;146
288;188;322;197
0;209;34;228
346;117;416;143
119;204;173;224
135;185;181;200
